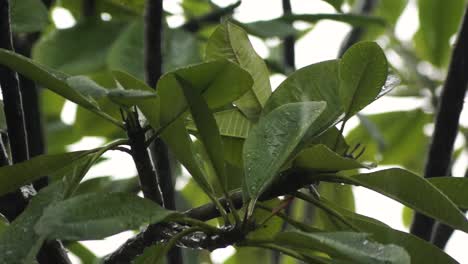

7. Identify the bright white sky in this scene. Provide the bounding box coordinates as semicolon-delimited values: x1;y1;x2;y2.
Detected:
51;0;467;263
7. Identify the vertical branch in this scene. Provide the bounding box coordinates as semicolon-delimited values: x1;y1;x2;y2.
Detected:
126;113;164;205
0;1;29;164
272;2;296;263
14;34;47;190
282;0;295;72
82;0;96;18
144;0;163;88
144;1;181;263
0;1;70;263
410;6;468;241
337;0;376;57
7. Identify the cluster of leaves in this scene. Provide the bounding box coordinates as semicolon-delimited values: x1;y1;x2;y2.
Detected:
0;0;467;264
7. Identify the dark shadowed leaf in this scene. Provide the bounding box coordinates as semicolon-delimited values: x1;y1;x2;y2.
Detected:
0;183;65;264
10;0;49;33
33;20;124;75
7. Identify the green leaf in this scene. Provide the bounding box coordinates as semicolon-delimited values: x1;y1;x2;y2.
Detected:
161;119;214;195
363;0;408;40
330;168;468;232
321;199;458;263
33;20;124;75
66;75;110;100
107;20;201;79
263;60;342;142
0;49;122;127
0;183;65;264
309;127;349;154
429;177;468;210
280;13;386;27
0;143;111;263
35;193;180;240
415;0;464;67
0;151;91;196
276;231;410;264
314;183;355;230
320;0;344;11
240;20;298;39
225;247;272;264
74;176;139;196
0;49;94;109
107;19;145;79
294;144;369;171
133;244;166;264
186;108;252;139
108;89;157;107
157;59;253;129
10;0;49;33
66;242;99;264
339;42;388;119
206;21;272;119
243;101;326;201
0;214;8;235
175;75;228;190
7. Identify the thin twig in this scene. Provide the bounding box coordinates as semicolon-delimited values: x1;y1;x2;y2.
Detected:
411;6;468;242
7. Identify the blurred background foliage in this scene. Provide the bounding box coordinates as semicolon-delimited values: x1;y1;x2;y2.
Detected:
6;0;468;262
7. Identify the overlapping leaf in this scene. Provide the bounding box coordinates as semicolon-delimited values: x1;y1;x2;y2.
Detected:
339;42;388;120
206;21;271;119
35;193;180;240
243;101;326;201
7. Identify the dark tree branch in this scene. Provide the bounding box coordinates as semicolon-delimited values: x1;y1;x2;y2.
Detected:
181;1;241;32
0;0;31;220
410;6;468;241
104;169;317;263
0;0;29;164
337;0;376;57
126;113;164;205
144;1;182;263
282;0;295;72
144;0;164;88
14;34;47;190
82;0;96;18
0;2;70;263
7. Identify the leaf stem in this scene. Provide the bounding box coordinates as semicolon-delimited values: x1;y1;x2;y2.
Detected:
294;191;360;232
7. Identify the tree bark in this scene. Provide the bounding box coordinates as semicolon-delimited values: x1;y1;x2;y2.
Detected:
410;6;468;242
